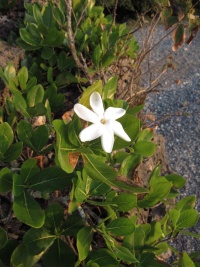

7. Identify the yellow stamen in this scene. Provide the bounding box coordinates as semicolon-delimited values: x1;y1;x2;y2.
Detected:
101;118;106;124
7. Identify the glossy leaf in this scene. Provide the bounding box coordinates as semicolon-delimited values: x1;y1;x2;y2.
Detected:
0;226;8;249
110;193;137;212
106;218;135;236
11;244;42;267
179;252;195;267
103;75;118;100
26;84;44;107
19;28;41;46
23;228;56;255
3;142;23;162
17;66;28;90
0;167;13;193
77;226;93;261
134;141;157;157
176;196;196;211
44;202;64;234
10;88;30;117
176;210;198;229
89;248;119;266
13;191;45;228
79;80;103;108
28;166;72;193
0;122;13;154
31;125;49;152
0;240;18;266
120;154;142;176
42;239;75;267
114;115;141;150
92;44;102;68
61;213;84;236
84;153;148;194
17;120;35;150
53;119;77;173
138;181;172;208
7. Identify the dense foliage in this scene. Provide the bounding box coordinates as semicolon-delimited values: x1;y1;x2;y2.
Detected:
0;0;199;266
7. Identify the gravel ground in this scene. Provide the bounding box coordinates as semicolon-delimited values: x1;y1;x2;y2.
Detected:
135;24;200;252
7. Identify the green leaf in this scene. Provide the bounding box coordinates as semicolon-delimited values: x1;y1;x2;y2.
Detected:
113;243;138;263
13;191;45;228
55;71;78;87
0;226;8;249
41;47;55;59
19;28;41;46
9;88;30;117
44;202;64;234
165;174;186;188
53;119;77;173
33;4;47;34
32;125;49;153
169;209;180;228
23;228;56;255
0;122;13;153
0;167;13;193
179;230;200;239
68;115;82;147
75;171;91;202
101;49;116;68
114;115;141;150
138;181;172;208
20;158;40;184
0;240;18;266
42;239;75;267
103;75;118;100
176;210;198;229
3;142;23;162
176;196;196;211
17;120;35;150
61;213;84;236
13;173;26;197
26;102;47;117
4;63;16;81
84;154;148;194
120;154;142;176
43;27;65;46
145;222;163;244
17;66;28;90
137;128;154;142
92;44;102;68
28;166;72;193
11;244;42;267
110;193;137;212
134;141;157;157
179;252;195;267
27;84;44;107
106;218;135;236
79;80;103;108
77;226;93;261
89;248;119;266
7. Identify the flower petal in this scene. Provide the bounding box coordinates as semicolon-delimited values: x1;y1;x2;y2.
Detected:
104;107;126;120
90;92;104;117
101;123;114;153
74;103;99;123
79;123;103;142
112;121;131;142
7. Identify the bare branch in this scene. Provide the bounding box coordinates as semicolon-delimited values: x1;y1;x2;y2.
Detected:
65;0;92;84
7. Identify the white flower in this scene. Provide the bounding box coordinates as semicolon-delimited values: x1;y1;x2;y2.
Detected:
74;92;131;153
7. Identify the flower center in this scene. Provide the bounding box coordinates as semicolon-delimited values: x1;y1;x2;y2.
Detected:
100;118;106;124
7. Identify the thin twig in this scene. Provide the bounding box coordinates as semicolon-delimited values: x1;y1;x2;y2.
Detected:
65;0;92;84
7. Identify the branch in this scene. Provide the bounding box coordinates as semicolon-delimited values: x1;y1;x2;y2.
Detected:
65;0;92;84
